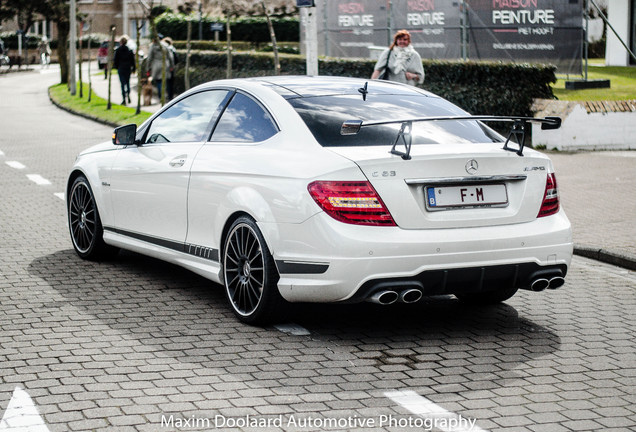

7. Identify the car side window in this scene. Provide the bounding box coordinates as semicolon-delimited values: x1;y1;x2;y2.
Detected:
145;90;229;144
210;92;278;143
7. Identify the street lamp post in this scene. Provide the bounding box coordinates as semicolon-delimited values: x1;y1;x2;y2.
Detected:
299;1;318;76
123;0;128;36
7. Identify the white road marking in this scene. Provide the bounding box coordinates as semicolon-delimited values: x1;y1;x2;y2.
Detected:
0;149;4;157
54;193;65;201
0;387;51;432
274;323;311;336
5;161;26;170
385;390;486;432
26;175;51;186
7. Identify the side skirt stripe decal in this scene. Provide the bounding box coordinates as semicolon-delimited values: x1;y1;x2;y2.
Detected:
104;227;219;262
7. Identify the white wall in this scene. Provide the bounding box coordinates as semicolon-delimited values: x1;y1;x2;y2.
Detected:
533;104;636;150
605;0;631;66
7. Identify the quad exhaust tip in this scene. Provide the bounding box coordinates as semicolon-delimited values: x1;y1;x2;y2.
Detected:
531;278;550;292
530;275;566;291
368;290;399;305
548;276;565;289
367;288;424;305
400;288;423;304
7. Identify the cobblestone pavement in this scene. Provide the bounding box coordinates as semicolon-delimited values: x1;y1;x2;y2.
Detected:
549;151;636;265
1;68;635;432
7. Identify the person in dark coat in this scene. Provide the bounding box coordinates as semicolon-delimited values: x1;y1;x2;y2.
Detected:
113;35;136;105
147;35;174;102
162;37;177;101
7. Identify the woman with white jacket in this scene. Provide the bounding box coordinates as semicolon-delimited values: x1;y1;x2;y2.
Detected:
371;29;425;86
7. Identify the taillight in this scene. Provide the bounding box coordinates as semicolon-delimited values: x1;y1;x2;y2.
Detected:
537;172;560;218
308;181;396;226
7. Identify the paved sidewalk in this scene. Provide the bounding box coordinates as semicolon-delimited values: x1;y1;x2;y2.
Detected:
45;63;636;271
88;62;162;114
549;151;636;270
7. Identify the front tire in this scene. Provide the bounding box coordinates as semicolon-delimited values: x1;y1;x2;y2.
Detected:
223;216;284;325
68;175;118;260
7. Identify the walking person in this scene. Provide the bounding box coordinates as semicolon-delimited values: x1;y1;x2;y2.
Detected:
147;35;174;103
371;30;424;86
162;37;177;101
113;35;136;105
38;36;51;67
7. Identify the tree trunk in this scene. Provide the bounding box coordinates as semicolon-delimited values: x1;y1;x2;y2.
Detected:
225;13;232;79
185;19;192;91
261;1;280;75
87;30;92;102
57;19;70;84
78;29;83;98
135;24;142;114
107;26;115;109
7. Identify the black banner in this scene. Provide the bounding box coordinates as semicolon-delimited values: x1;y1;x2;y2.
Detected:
465;0;583;73
323;1;389;58
308;0;583;74
391;0;462;59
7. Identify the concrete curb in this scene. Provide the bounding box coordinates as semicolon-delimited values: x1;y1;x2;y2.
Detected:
574;244;636;271
48;87;120;129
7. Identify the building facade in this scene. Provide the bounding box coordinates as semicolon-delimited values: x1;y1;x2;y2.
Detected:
605;0;636;65
2;0;181;41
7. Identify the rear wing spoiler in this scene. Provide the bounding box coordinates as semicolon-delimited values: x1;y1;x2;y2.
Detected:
340;115;562;159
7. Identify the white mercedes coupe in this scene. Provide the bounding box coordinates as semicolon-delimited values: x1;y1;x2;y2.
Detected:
67;76;573;324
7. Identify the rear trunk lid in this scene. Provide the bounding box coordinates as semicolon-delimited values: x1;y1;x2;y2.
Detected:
328;143;553;229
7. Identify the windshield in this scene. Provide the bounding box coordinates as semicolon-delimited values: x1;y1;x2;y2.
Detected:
288;94;503;147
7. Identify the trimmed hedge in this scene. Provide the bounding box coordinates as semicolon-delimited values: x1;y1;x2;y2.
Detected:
171;40;300;54
173;50;556;118
156;13;299;43
1;31;107;50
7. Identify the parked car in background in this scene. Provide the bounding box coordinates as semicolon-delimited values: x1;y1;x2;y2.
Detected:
97;41;116;69
66;76;573;324
97;39;138;69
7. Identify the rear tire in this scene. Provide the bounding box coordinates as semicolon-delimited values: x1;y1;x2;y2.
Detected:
222;216;285;325
68;176;118;260
455;285;519;305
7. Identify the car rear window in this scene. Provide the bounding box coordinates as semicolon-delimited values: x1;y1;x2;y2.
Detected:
287;94;503;147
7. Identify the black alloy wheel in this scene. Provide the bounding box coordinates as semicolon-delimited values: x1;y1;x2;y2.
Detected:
223;216;284;324
68;175;117;260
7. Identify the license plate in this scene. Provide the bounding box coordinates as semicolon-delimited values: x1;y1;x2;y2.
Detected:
426;184;508;209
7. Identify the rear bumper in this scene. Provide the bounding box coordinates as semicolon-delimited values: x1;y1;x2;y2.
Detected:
262;210;573;303
346;262;568;303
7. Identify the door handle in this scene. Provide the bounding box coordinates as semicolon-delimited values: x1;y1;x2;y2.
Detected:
169;156;187;167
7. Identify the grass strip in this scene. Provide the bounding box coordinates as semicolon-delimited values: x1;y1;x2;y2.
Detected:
49;82;152;127
553;64;636;101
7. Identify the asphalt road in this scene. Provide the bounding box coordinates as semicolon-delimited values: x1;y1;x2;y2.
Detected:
1;68;635;432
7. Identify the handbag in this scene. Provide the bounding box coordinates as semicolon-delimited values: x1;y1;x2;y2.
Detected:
378;49;392;80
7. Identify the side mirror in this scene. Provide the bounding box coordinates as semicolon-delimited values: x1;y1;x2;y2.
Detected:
112;123;138;145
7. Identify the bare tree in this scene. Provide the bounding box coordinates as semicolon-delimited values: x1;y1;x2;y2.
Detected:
178;2;196;91
206;0;296;16
0;0;71;80
261;1;280;75
86;15;94;102
106;25;115;109
225;5;232;79
131;0;171;107
128;0;149;113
